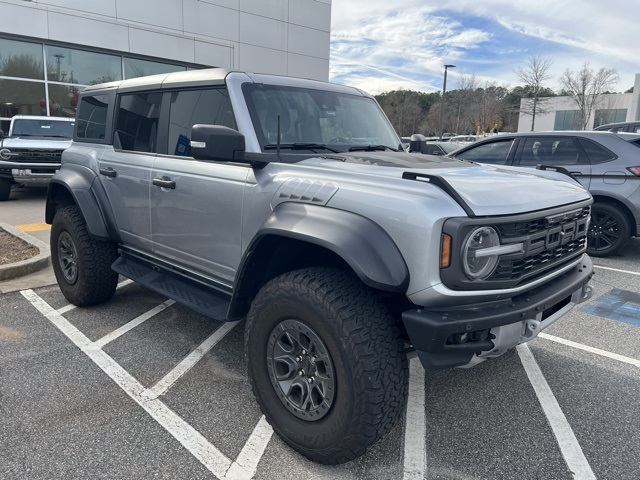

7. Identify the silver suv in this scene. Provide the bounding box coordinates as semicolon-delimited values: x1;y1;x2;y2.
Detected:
46;69;594;464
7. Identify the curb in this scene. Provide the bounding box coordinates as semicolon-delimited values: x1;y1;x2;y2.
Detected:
0;222;51;281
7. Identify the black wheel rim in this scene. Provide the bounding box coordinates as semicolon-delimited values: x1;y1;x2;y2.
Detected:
57;231;78;284
587;210;619;252
267;319;336;421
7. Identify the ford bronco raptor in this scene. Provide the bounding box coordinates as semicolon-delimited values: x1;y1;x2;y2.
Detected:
46;69;594;464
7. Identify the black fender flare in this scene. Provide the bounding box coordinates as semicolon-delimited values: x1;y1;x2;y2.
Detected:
229;202;409;319
46;164;119;241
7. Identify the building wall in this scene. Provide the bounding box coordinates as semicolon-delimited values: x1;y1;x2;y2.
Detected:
0;0;331;80
517;74;640;132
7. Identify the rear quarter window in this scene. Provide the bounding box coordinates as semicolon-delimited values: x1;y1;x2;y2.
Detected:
76;94;109;141
577;138;616;164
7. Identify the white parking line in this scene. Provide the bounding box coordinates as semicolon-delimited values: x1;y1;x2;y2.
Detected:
517;344;596;480
539;333;640;368
56;279;135;314
403;356;427;480
21;289;269;480
142;320;240;399
225;416;274;480
94;299;176;348
593;264;640;276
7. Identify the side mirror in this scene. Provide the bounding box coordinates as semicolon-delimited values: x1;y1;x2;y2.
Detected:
408;134;427;153
190;124;245;162
0;130;5;139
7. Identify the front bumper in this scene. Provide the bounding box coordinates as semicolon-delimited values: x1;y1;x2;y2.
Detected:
1;161;60;186
402;253;594;370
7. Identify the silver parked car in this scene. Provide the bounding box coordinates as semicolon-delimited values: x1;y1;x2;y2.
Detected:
449;131;640;256
46;69;593;463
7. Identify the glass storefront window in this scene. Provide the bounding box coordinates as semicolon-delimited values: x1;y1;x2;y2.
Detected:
594;108;627;127
47;84;83;117
45;45;122;85
0;37;44;80
0;78;46;117
124;58;186;80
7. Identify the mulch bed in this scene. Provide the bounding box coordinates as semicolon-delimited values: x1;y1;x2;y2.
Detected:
0;228;39;265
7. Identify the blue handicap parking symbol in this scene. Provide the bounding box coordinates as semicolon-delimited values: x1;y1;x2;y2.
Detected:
582;288;640;327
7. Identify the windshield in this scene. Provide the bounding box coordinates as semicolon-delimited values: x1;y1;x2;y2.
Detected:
11;118;74;138
243;84;401;153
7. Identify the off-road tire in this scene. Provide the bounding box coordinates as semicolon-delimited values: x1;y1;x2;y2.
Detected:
587;203;630;257
0;178;12;201
245;267;408;464
51;205;118;306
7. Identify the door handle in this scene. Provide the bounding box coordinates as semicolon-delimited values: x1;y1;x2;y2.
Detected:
568;172;583;176
153;176;176;189
99;167;117;178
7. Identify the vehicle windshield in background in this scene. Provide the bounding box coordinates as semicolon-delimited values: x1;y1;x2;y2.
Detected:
243;84;401;153
11;119;74;138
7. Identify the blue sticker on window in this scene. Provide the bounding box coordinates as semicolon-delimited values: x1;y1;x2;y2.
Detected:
174;134;190;156
581;288;640;327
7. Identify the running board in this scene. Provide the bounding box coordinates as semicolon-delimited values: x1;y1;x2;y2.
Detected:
111;256;230;320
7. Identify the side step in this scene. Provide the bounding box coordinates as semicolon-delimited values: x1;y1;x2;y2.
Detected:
111;256;230;320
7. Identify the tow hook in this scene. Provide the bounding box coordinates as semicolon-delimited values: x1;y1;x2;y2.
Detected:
521;319;541;341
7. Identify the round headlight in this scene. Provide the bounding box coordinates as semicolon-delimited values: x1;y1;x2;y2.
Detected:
463;226;500;279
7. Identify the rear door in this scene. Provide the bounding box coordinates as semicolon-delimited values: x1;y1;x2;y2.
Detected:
515;136;591;189
98;91;163;251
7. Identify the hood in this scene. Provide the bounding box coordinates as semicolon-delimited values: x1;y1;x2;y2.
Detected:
319;151;592;217
1;136;72;150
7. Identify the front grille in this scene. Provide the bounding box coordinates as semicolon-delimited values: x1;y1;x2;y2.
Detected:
491;237;586;281
490;206;590;282
9;149;63;163
497;206;590;239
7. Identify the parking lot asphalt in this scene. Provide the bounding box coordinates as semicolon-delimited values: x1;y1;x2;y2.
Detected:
1;189;639;479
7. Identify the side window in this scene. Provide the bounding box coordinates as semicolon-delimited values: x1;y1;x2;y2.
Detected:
76;94;108;141
521;137;584;166
550;138;583;165
578;138;616;164
519;138;555;165
114;92;162;153
167;88;236;157
454;139;515;164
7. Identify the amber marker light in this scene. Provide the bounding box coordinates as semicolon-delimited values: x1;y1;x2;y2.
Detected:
441;234;451;268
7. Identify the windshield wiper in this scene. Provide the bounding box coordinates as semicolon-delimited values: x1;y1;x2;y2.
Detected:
348;145;399;152
264;143;340;153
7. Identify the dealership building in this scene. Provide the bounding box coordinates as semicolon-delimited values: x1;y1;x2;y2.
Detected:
517;73;640;132
0;0;331;132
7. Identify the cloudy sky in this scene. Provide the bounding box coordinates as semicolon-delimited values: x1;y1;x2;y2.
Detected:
329;0;639;95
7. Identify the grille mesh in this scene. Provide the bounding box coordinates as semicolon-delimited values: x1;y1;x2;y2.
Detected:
489;206;590;282
10;149;63;163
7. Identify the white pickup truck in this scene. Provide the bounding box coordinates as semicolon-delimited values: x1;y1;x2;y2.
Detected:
0;115;74;200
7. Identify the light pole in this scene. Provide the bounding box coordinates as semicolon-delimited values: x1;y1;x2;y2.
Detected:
439;64;455;141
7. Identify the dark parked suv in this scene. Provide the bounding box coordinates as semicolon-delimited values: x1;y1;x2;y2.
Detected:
449;131;640;256
594;121;640;133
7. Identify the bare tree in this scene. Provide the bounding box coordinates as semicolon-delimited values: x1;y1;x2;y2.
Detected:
515;55;554;131
559;62;619;130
